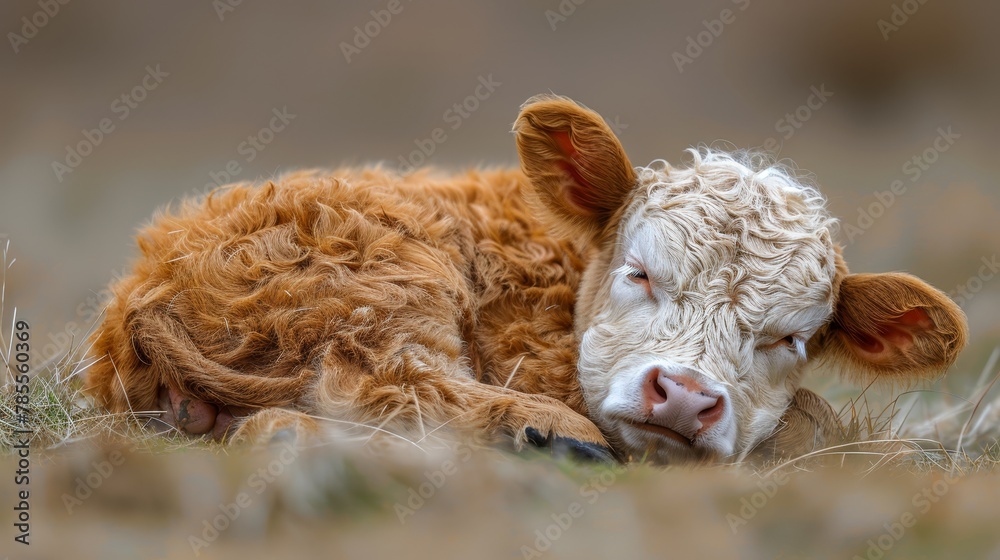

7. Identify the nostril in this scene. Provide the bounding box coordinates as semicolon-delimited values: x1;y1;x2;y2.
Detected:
653;378;667;401
697;397;724;427
644;368;668;405
647;370;727;435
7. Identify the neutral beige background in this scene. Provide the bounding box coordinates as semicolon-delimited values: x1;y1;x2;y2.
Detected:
1;0;997;386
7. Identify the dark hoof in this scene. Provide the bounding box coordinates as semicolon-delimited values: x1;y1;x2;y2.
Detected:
524;427;618;464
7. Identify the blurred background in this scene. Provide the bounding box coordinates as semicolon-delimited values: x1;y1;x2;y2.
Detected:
2;2;1000;558
1;0;998;380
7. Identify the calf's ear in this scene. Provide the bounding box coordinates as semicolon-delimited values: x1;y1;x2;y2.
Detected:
514;95;636;241
812;272;968;383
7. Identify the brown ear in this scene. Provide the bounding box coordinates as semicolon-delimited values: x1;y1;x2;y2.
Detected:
513;95;636;240
813;272;968;383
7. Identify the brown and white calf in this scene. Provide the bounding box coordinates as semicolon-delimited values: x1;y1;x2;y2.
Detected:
85;95;967;464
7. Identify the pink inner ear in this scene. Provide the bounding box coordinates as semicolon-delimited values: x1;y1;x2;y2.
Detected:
550;130;598;214
898;308;934;329
855;333;885;354
849;308;935;360
552;130;576;160
882;325;914;348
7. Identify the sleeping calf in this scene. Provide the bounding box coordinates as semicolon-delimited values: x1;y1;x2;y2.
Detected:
85;95;967;464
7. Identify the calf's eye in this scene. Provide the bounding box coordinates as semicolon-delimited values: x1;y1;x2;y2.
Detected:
761;335;800;352
626;267;648;281
619;263;652;297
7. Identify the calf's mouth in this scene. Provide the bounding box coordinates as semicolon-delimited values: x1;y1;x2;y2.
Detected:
627;420;695;447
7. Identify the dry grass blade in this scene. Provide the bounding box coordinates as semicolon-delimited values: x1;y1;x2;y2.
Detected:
955;347;1000;462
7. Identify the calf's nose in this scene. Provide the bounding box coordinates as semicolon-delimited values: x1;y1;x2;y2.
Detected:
642;367;725;440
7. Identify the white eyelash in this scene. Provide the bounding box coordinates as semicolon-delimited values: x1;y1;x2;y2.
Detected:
793;337;807;359
612;263;644;278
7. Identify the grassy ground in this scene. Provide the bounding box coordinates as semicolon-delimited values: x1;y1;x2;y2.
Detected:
2;254;999;560
1;367;999;560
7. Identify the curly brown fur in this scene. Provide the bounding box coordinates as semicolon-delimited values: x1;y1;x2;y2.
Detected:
87;166;604;447
86;95;968;463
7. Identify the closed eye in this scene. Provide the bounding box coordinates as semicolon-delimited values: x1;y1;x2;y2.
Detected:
760;335;801;353
616;263;652;296
623;265;648;281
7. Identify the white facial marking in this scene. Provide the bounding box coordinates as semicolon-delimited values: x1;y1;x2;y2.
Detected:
577;150;838;464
